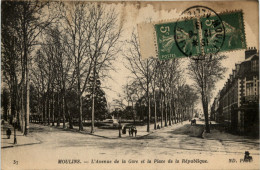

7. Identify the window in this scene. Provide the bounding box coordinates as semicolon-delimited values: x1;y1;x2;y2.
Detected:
246;83;254;96
252;60;258;72
257;82;259;96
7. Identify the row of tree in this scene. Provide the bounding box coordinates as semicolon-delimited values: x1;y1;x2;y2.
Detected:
2;1;227;135
119;32;198;132
120;31;226;133
1;1;121;134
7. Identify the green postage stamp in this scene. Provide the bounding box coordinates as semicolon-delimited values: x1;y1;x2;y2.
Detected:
154;9;246;60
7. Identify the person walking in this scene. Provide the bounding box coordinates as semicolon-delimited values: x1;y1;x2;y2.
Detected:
6;128;11;139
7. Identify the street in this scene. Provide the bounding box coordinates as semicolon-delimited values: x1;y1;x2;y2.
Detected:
1;122;259;169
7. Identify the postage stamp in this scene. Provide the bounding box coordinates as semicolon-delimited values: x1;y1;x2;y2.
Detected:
154;6;246;60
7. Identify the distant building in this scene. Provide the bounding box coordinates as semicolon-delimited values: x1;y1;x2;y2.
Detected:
210;93;220;121
211;47;259;136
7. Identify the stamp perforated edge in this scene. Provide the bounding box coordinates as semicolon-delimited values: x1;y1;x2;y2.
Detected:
218;10;247;53
151;9;247;60
153;28;159;59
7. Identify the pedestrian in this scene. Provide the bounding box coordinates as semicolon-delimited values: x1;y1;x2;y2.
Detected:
131;126;134;137
134;127;137;137
9;117;13;125
6;128;11;139
128;127;131;136
244;151;253;162
157;124;160;129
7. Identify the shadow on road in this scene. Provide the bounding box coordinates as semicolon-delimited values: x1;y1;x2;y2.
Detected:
168;124;204;138
28;125;47;133
136;135;161;140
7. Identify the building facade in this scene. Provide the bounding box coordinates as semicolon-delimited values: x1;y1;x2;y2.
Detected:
211;48;259;136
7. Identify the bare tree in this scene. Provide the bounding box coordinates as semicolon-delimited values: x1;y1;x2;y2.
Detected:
123;81;139;124
188;55;227;133
150;60;161;129
58;2;122;132
1;1;54;135
58;2;93;131
87;4;122;133
2;2;21;136
31;50;47;125
124;32;155;132
178;84;198;121
165;59;181;126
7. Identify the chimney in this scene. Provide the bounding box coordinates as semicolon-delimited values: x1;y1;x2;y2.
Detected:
245;47;257;59
230;74;233;81
235;64;240;72
232;69;236;78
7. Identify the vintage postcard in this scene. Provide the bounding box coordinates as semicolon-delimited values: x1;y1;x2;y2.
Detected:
1;1;259;170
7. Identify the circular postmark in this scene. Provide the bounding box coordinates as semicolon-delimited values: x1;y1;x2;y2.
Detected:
174;6;225;60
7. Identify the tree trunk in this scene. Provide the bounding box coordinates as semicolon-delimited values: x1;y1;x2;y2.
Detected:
164;94;168;127
62;93;66;129
174;102;177;124
202;94;210;133
45;96;48;125
14;108;17;144
181;109;183;122
146;84;150;132
146;60;151;132
48;93;50;126
37;91;40;123
160;92;163;128
65;97;73;129
6;87;12;121
132;101;135;125
153;90;157;130
91;86;95;133
177;109;179;123
91;63;97;133
14;84;19;126
57;93;60;127
192;106;194;119
147;95;151;132
22;4;27;134
180;109;182;122
43;96;45;124
10;86;14;121
20;86;25;133
78;57;83;131
52;89;55;126
68;111;73;129
169;98;172;126
78;93;83;131
24;66;30;135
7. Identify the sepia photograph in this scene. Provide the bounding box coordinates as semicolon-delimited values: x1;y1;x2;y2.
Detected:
1;1;259;169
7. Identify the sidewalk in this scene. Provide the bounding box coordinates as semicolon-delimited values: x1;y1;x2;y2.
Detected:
1;121;41;149
1;120;189;149
202;129;260;155
54;123;155;139
203;129;260;144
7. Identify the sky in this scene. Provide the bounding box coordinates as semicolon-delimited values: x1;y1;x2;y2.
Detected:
100;1;258;111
